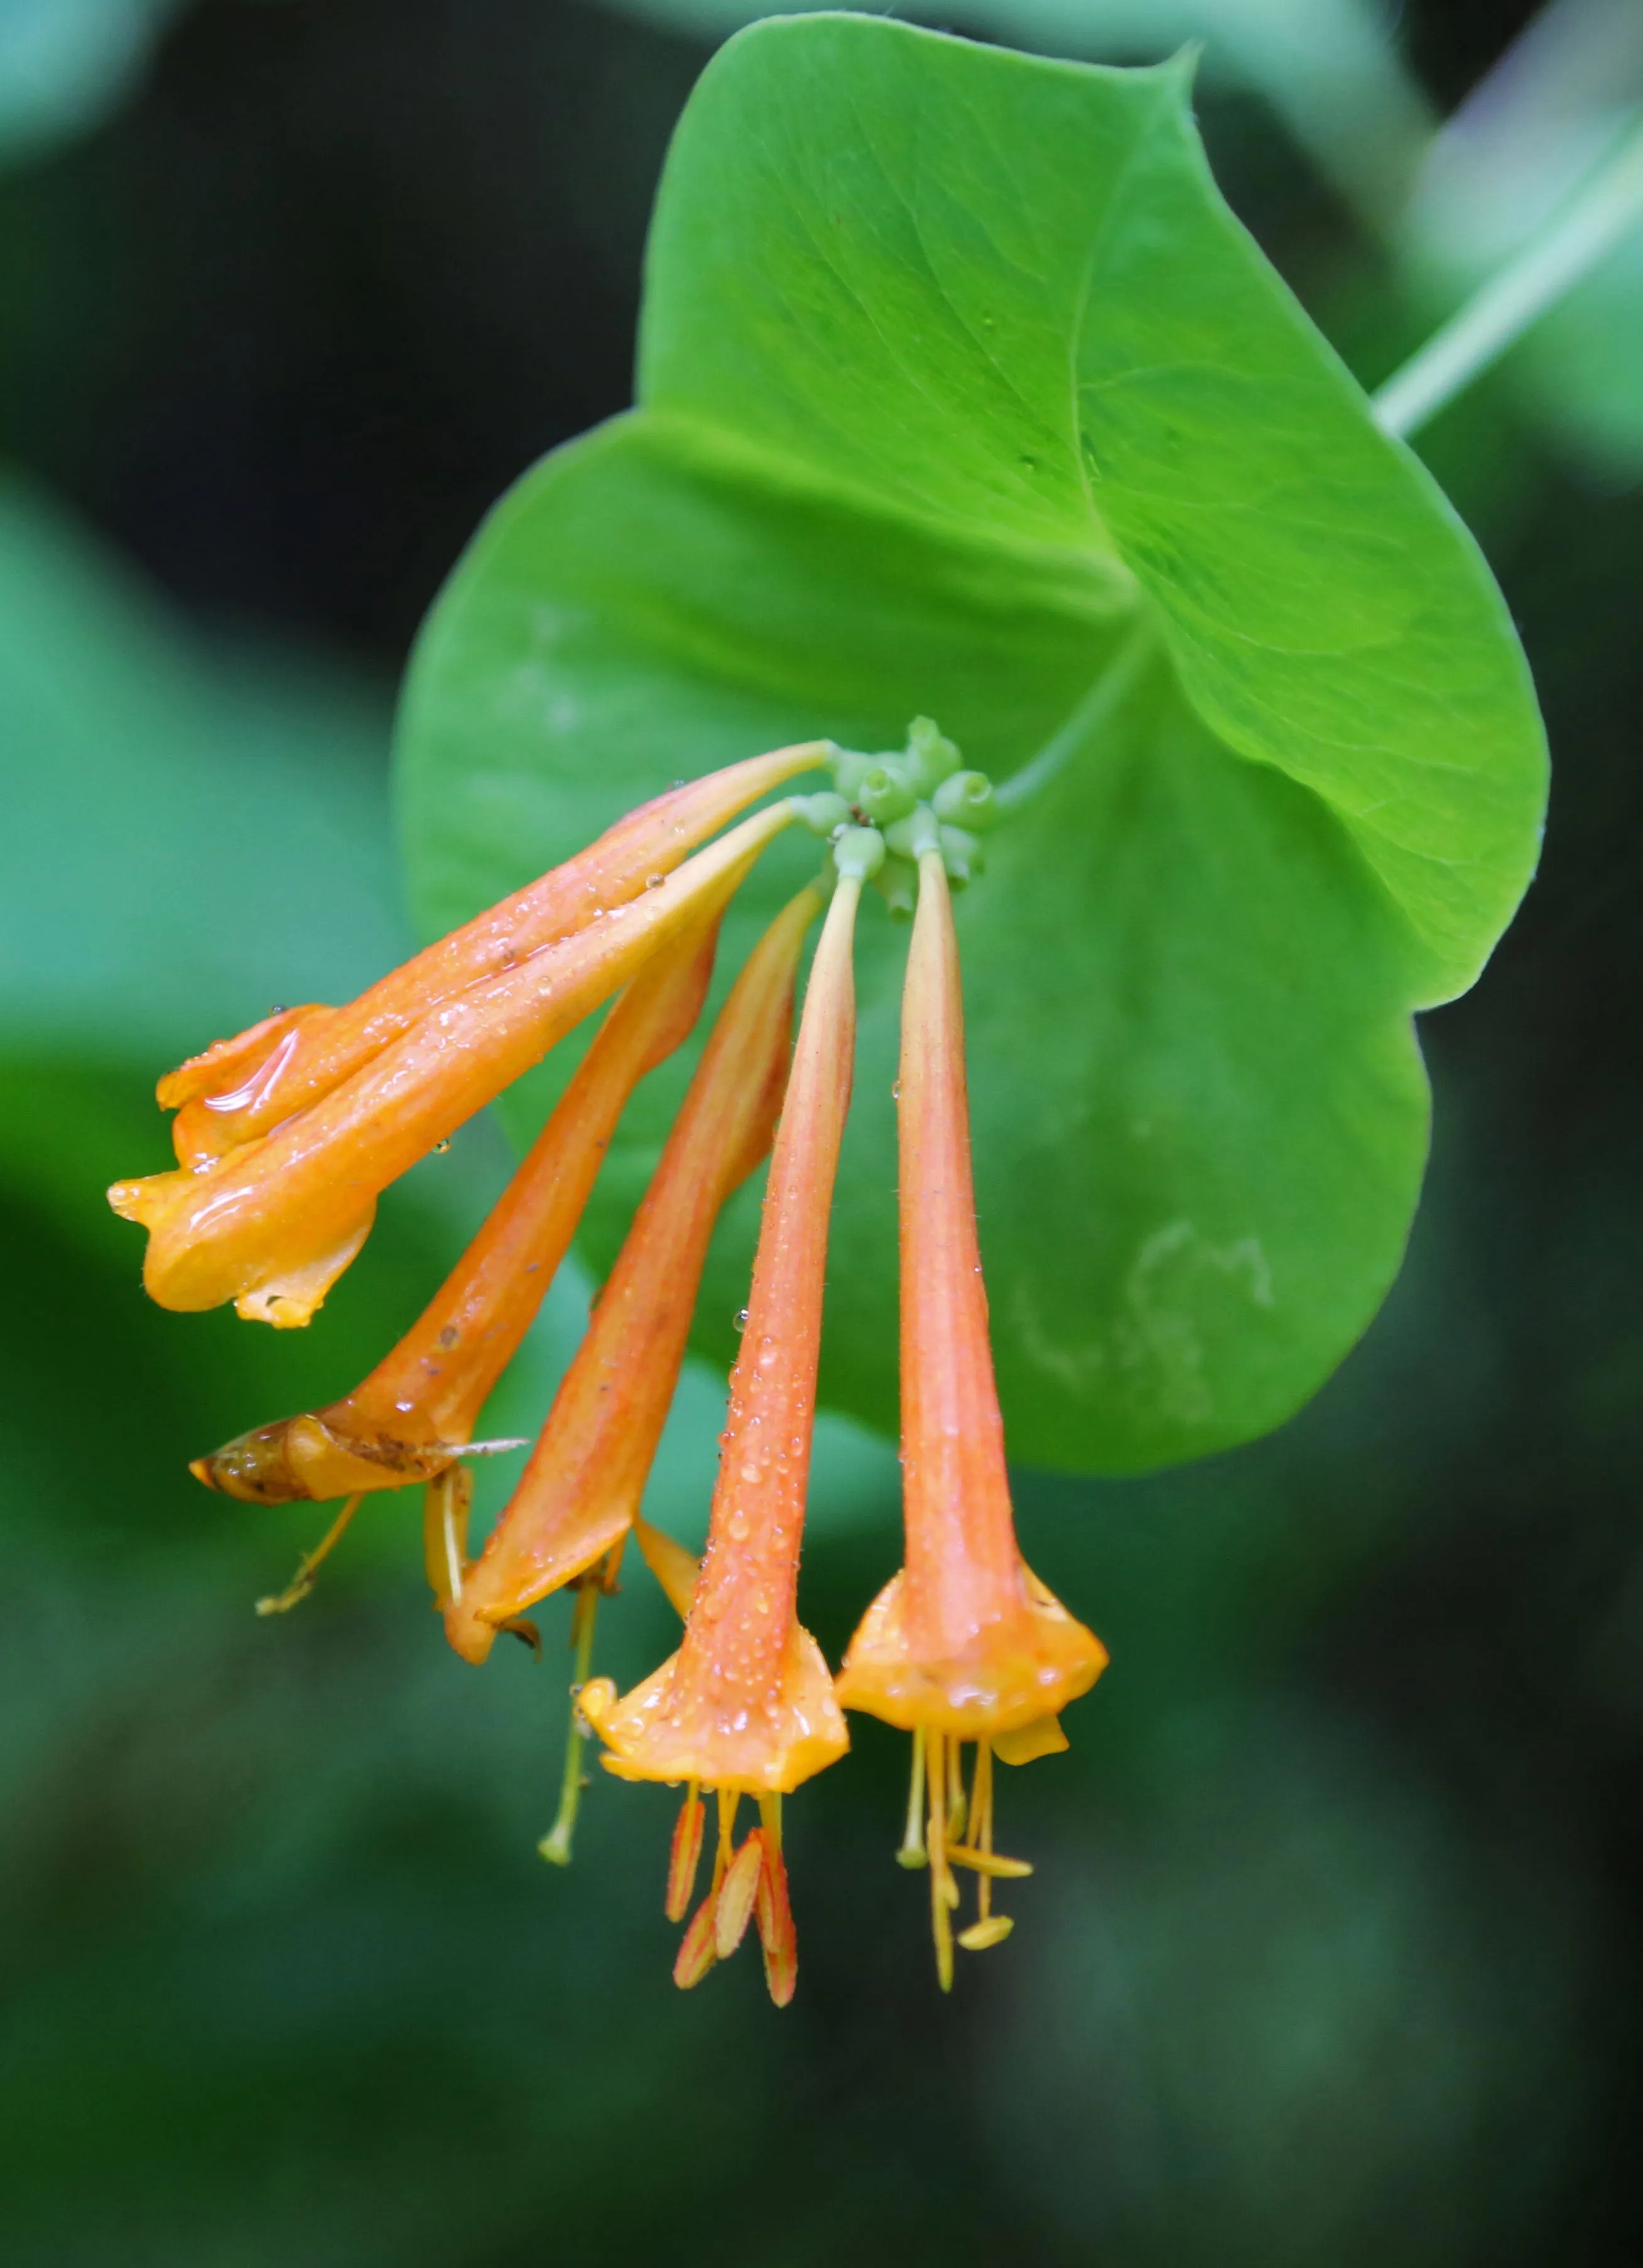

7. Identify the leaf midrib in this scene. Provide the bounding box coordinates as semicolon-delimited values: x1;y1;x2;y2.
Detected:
632;404;1142;630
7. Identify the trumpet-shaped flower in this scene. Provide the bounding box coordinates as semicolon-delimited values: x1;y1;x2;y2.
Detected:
160;743;826;1169
110;794;801;1326
443;885;821;1663
190;909;724;1508
580;836;883;1999
112;706;1095;2012
835;834;1107;1987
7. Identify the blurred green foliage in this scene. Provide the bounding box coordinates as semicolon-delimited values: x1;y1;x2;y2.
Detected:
1401;0;1643;478
0;0;186;169
0;3;1640;2264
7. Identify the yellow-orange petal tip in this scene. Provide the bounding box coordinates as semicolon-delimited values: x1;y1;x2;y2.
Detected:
993;1714;1070;1766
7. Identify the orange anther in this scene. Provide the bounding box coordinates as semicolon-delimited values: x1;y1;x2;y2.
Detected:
754;1835;798;2009
672;1892;720;1991
713;1833;765;1961
666;1786;705;1923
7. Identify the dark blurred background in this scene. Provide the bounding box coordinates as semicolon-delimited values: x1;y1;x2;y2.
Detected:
2;1;1640;2262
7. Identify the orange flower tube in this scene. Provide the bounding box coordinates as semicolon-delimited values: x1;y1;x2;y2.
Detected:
109;797;799;1326
580;838;881;2003
191;910;725;1507
835;837;1107;1987
161;742;827;1167
443;885;822;1664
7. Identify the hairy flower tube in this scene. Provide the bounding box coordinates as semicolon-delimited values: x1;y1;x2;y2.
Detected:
835;823;1108;1989
188;907;725;1511
109;792;803;1326
443;884;822;1665
578;834;885;2002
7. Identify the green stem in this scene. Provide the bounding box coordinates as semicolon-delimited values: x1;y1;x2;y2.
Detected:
538;1582;601;1868
994;623;1152;818
1374;118;1643;441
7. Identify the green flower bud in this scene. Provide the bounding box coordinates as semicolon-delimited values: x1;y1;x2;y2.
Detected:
938;823;984;887
796;790;853;838
832;824;886;882
873;851;918;920
857;762;918;826
904;716;962;797
931;770;997;832
884;802;941;861
832;749;884;802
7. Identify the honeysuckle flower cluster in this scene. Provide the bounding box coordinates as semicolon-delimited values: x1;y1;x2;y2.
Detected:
112;721;1107;2000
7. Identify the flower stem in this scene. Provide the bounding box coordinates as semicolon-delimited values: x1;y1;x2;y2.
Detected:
538;1580;601;1867
994;624;1152;818
1374;118;1643;441
254;1493;363;1616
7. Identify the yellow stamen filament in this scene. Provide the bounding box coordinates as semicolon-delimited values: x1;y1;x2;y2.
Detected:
925;1729;958;1992
422;1466;472;1612
896;1728;928;1870
975;1738;992;1929
914;1736;1029;1972
254;1493;364;1616
953;1742;1022;1952
757;1791;783;1857
715;1788;739;1891
947;1730;968;1843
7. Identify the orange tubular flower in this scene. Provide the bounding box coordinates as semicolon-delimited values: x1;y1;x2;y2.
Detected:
161;742;827;1169
580;838;882;2004
109;794;801;1327
443;885;822;1665
835;834;1107;1990
115;700;1093;2009
190;907;725;1509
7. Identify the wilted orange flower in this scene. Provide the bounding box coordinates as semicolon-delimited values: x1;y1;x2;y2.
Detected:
190;909;724;1512
110;792;802;1326
160;744;825;1169
443;884;821;1664
580;834;884;2002
835;827;1107;1989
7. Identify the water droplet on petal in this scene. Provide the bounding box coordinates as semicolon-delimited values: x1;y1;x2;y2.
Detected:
891;1080;901;1100
739;1461;761;1485
433;1138;451;1154
645;872;665;890
733;1308;750;1333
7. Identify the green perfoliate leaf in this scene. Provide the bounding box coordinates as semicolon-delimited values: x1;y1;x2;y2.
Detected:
398;14;1546;1474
